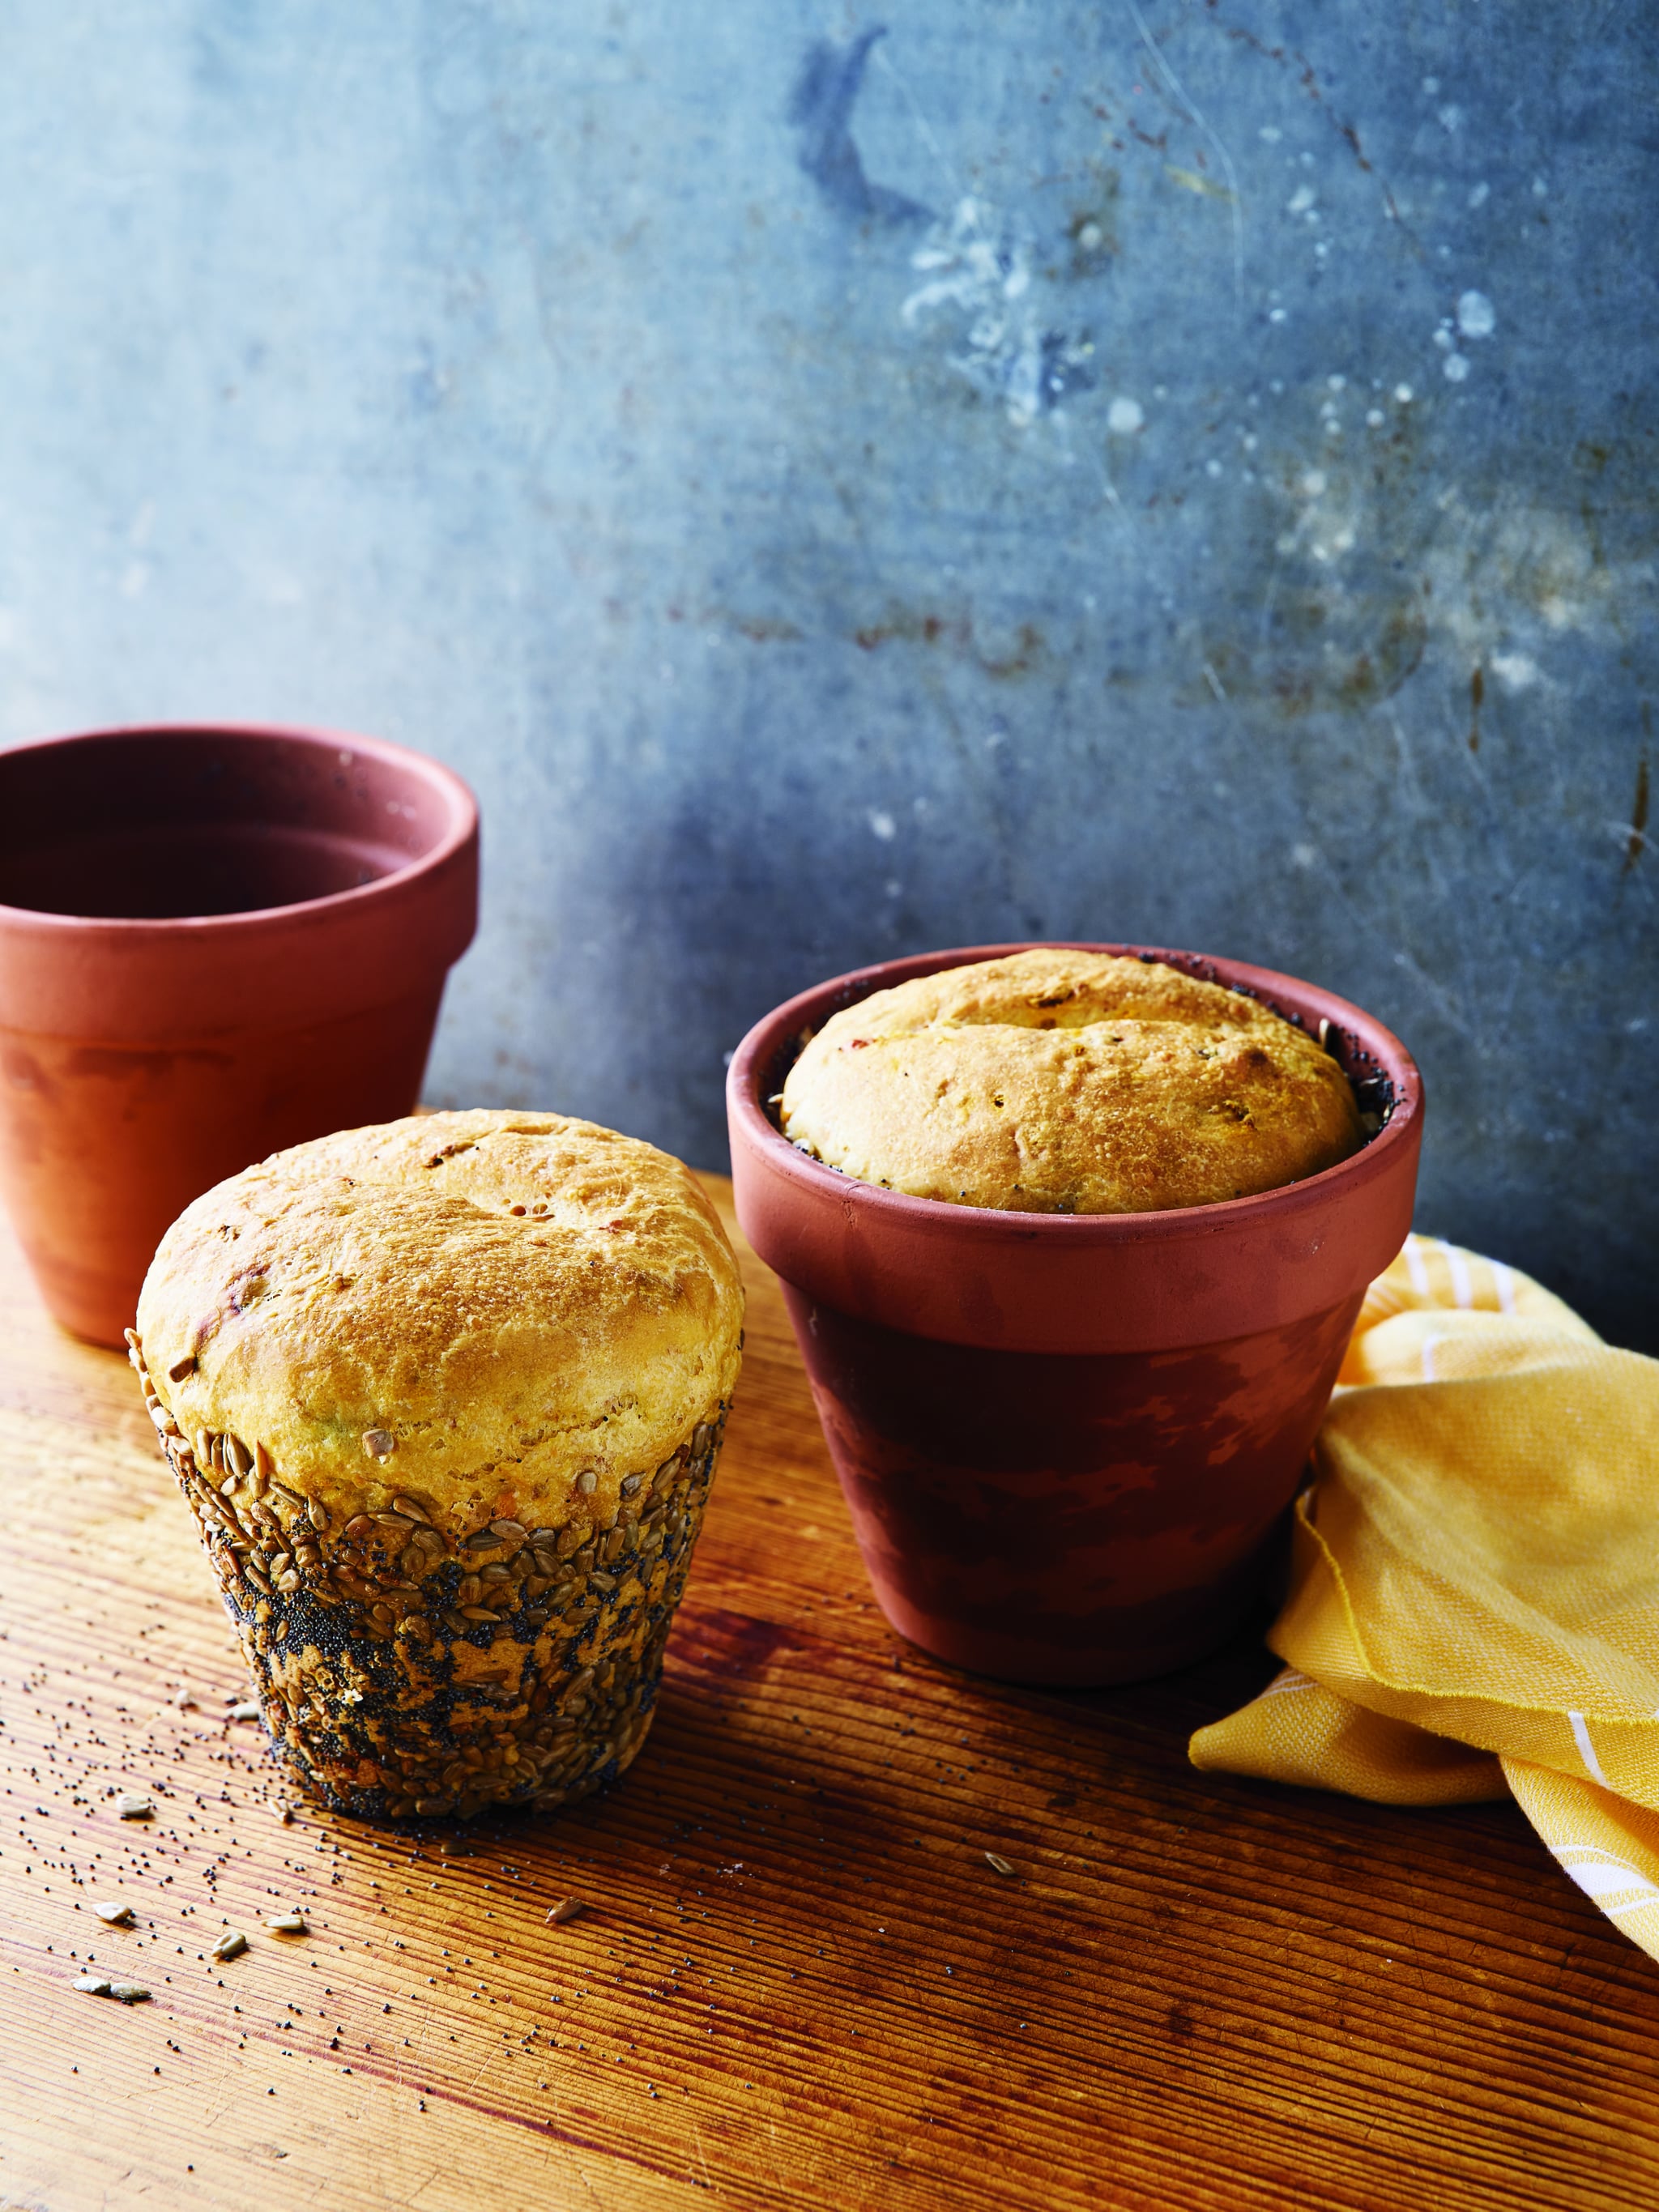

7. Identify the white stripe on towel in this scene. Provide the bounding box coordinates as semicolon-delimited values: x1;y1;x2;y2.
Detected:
1555;1852;1659;1908
1263;1670;1315;1698
1438;1238;1474;1309
1568;1709;1611;1790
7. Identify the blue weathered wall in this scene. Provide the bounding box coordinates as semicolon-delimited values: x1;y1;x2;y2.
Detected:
1;3;1654;1344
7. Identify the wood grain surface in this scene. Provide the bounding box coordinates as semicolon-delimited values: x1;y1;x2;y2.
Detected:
2;1180;1657;2212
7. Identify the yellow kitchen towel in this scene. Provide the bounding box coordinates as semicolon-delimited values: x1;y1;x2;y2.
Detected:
1190;1234;1659;1959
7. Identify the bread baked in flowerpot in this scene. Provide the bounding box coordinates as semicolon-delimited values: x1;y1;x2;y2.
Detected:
130;1110;744;1822
727;944;1421;1687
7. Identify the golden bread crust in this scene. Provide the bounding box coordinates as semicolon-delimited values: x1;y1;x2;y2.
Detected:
779;950;1363;1213
136;1110;744;1541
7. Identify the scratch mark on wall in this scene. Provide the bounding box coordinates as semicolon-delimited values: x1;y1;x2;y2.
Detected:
869;35;962;200
1211;4;1414;237
1625;744;1651;876
1124;0;1245;305
1164;163;1235;202
1167;164;1235;204
788;31;932;224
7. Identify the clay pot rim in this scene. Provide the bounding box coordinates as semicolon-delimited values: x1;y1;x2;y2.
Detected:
728;939;1423;1248
0;719;478;939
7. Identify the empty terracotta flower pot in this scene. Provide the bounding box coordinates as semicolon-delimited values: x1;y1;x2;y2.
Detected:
727;943;1424;1687
0;722;479;1347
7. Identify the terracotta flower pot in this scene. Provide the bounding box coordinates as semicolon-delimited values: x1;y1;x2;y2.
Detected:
727;943;1423;1687
0;722;478;1347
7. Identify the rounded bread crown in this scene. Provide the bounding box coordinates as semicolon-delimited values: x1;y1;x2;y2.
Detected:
136;1110;744;1536
779;948;1363;1214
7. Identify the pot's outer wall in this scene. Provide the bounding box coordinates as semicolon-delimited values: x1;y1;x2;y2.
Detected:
0;724;480;1345
782;1281;1363;1686
0;5;1653;1345
0;990;446;1345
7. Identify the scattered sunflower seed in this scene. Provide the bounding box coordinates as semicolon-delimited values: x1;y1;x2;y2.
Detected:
109;1982;151;2005
267;1912;307;1935
574;1470;597;1496
167;1353;197;1382
229;1701;261;1722
94;1899;134;1925
984;1852;1015;1877
115;1794;154;1820
362;1429;396;1460
73;1975;112;1995
545;1898;586;1926
211;1930;248;1962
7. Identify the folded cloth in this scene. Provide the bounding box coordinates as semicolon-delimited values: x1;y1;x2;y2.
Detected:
1190;1234;1659;1960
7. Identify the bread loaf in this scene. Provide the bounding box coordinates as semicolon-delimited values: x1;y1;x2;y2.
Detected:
780;949;1363;1214
131;1109;744;1821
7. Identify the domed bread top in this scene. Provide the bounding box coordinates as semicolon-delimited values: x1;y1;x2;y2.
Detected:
135;1110;744;1539
779;949;1364;1214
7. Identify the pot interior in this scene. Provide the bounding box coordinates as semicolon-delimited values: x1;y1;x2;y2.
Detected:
0;728;458;921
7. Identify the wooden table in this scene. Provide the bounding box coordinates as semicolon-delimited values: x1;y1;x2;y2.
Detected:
2;1178;1656;2211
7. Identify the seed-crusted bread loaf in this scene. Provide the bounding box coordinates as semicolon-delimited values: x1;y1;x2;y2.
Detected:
779;949;1363;1214
131;1110;744;1822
